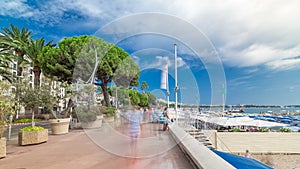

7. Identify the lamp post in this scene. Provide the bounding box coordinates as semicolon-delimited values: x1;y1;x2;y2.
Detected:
174;44;178;121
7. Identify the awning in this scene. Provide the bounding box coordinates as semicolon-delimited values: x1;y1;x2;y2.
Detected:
197;116;288;127
212;150;273;169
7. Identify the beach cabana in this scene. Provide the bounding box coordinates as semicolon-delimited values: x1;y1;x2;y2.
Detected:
212;150;273;169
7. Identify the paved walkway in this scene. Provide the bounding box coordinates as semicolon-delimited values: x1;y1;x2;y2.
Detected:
0;123;194;169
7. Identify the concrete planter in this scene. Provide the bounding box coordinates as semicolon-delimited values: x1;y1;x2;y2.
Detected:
104;116;115;123
18;129;48;146
48;118;70;135
81;115;103;129
0;137;6;158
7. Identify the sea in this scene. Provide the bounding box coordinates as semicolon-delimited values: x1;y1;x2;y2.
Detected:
242;107;300;114
192;106;300;115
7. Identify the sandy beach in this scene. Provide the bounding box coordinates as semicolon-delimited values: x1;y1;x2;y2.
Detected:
252;154;300;169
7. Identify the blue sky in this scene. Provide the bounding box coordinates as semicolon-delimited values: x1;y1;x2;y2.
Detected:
1;0;300;106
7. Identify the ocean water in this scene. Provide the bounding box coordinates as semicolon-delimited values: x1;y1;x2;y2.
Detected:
243;107;299;114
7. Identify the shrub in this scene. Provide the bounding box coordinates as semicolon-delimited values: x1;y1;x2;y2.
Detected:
279;128;292;132
0;101;11;138
75;105;101;123
20;126;45;132
229;128;240;132
14;118;41;123
259;128;269;132
98;106;116;117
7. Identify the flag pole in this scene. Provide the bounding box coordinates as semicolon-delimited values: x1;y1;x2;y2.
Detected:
222;83;226;114
174;44;178;121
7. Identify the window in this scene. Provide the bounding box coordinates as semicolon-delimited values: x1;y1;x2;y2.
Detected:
13;63;17;69
30;69;33;74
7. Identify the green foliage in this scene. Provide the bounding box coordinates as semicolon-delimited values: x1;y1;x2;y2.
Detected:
0;24;32;77
38;36;91;83
0;44;14;82
39;35;140;107
280;128;292;132
0;81;13;137
128;89;140;106
137;92;148;107
75;105;100;123
17;81;55;110
20;126;45;132
126;89;151;107
229;128;240;132
140;81;149;92
98;106;116;117
259;128;269;132
14;118;41;123
110;87;155;108
112;55;140;87
23;37;54;86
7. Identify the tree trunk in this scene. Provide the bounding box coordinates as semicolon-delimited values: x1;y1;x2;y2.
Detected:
48;104;57;119
33;66;41;87
101;82;111;107
16;50;23;77
63;98;73;118
31;108;35;128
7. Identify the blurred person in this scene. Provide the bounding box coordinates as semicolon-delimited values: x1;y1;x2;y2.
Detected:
128;106;142;157
162;107;170;131
245;149;251;158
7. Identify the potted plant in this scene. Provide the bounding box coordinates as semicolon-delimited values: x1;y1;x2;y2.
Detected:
48;88;72;135
0;82;12;158
99;106;116;123
76;105;103;129
17;82;50;144
0;101;9;158
18;126;48;145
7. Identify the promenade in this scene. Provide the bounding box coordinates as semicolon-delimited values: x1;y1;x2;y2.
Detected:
0;123;194;169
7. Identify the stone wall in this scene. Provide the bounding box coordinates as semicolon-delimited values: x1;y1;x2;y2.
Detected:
0;137;6;158
203;130;300;154
170;125;235;169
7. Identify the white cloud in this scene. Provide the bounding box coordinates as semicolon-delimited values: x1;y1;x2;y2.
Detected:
2;0;300;72
0;0;37;17
266;58;300;71
221;44;300;68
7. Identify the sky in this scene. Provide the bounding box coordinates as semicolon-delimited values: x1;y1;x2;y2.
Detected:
1;0;300;106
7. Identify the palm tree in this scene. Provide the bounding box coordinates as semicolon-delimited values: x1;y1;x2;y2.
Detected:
141;81;149;93
0;24;32;77
23;38;54;87
0;41;14;82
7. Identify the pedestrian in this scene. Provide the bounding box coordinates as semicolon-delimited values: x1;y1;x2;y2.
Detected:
162;107;170;131
245;149;251;158
129;106;142;142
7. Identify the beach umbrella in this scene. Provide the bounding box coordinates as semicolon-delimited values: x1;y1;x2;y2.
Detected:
254;120;288;127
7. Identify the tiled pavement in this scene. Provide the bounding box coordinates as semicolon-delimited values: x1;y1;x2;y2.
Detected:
0;123;194;169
